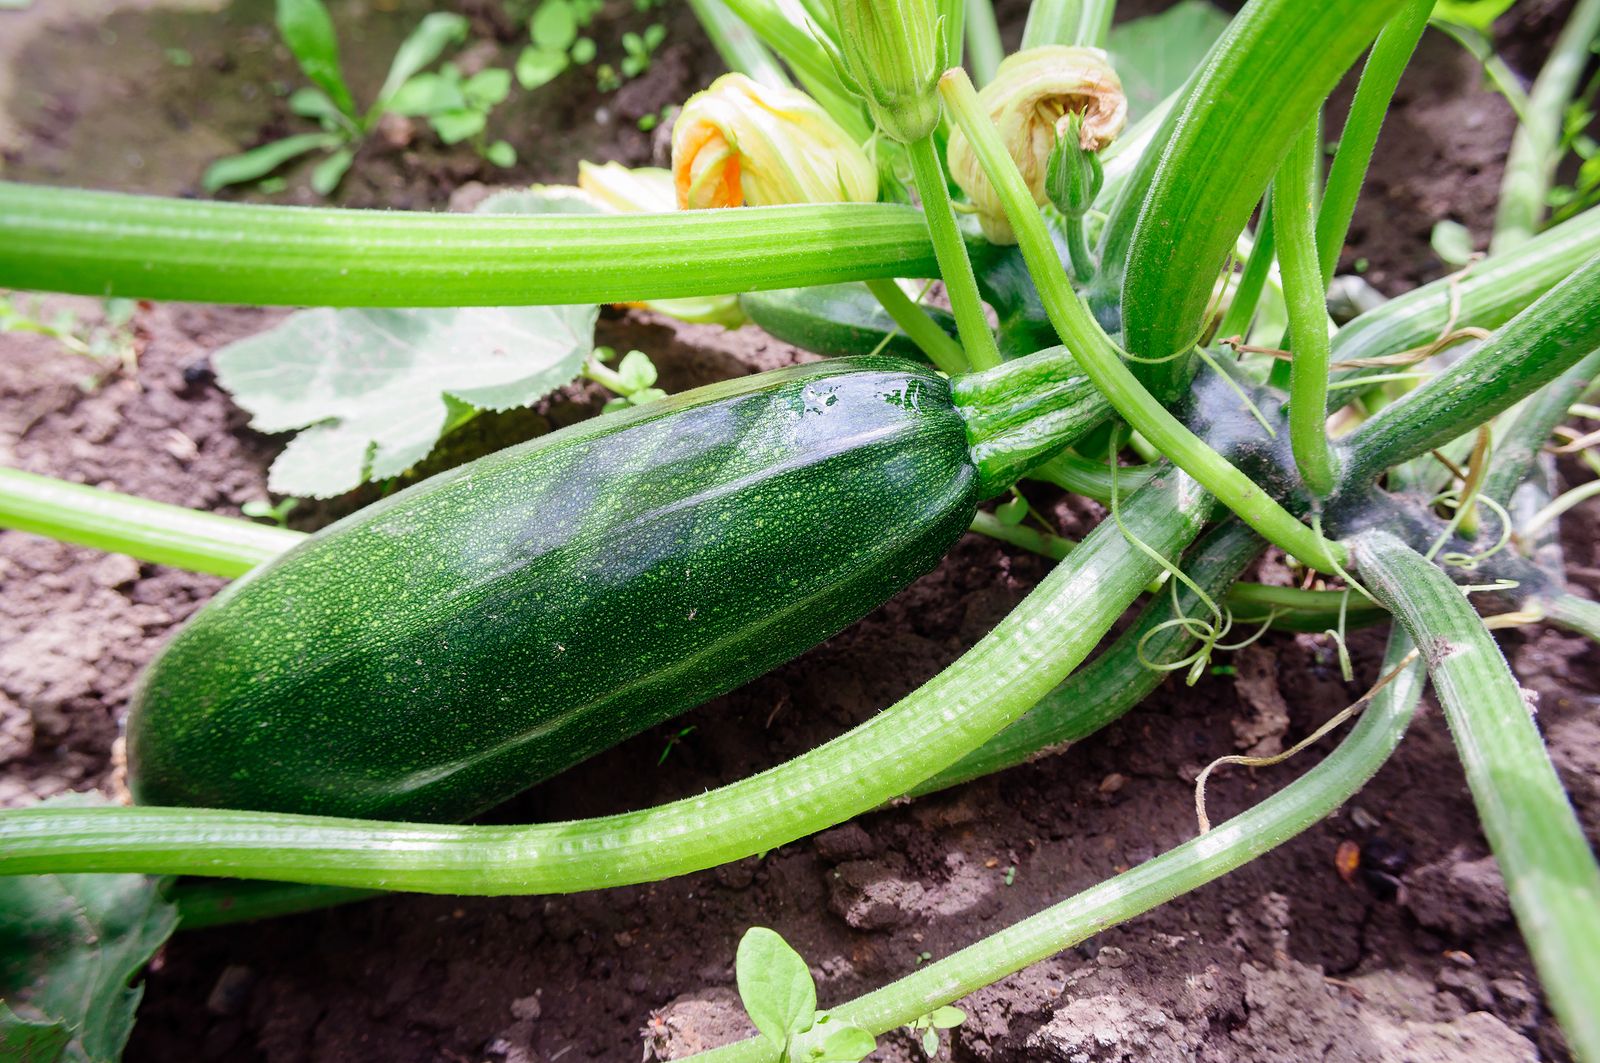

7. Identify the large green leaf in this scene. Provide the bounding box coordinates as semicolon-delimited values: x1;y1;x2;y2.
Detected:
1108;0;1230;122
0;800;176;1063
216;301;598;497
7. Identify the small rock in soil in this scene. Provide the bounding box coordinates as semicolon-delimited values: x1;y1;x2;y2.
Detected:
1402;848;1513;936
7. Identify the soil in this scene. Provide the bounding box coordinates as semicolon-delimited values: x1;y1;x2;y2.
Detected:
1;1;1595;1061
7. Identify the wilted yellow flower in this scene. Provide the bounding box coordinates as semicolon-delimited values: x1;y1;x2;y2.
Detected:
671;73;878;209
946;46;1127;243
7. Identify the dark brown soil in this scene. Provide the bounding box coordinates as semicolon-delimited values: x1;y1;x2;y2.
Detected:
1;2;1594;1061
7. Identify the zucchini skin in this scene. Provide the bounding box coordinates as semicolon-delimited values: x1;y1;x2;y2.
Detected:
128;357;980;822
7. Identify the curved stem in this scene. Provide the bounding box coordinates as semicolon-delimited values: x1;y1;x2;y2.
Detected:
1354;531;1600;1061
1482;348;1600;507
0;467;297;578
1273;120;1338;496
686;0;793;89
1028;453;1156;502
1316;0;1432;283
691;630;1424;1061
1493;0;1600;252
1214;203;1275;342
939;67;1349;573
907;136;1003;370
1544;593;1600;644
0;184;938;307
864;279;970;373
1345;253;1600;480
0;474;1212;892
964;0;1004;86
1021;0;1080;49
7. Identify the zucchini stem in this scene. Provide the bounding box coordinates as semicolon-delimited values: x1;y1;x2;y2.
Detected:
863;278;969;374
906;135;1004;370
938;67;1349;574
1273;119;1339;496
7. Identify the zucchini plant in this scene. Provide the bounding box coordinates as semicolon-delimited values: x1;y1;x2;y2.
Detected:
2;0;1600;1058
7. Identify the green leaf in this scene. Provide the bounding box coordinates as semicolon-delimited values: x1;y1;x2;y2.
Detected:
431;109;487;144
570;37;597;64
995;495;1028;526
216;300;598;497
929;1005;966;1029
922;1027;940;1057
616;349;658;391
1107;0;1231;122
532;0;579;51
201;132;339;192
0;798;177;1063
1431;0;1516;33
375;12;469;112
386;72;466;117
310;147;355;197
287;85;343;124
464;68;513;109
485;140;517;168
274;0;357;118
1431;219;1476;266
735;927;817;1049
516;46;569;90
474;185;602;215
791;1015;877;1062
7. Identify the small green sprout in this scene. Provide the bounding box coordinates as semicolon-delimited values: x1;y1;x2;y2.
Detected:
586;348;668;412
735;928;877;1062
242;497;301;528
656;726;695;766
905;1006;966;1058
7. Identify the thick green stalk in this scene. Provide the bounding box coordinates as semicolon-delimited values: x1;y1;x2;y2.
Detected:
1119;0;1404;399
1482;348;1600;507
1354;531;1600;1060
1316;0;1432;283
864;279;970;373
1028;453;1157;502
1493;0;1600;252
1214;204;1275;342
1546;594;1600;644
915;518;1263;795
1021;0;1079;48
907;135;1003;370
940;68;1348;573
964;0;1003;86
0;184;939;307
686;0;793;89
692;631;1424;1062
1330;206;1600;380
1345;254;1600;479
0;475;1212;892
0;468;296;578
1273;120;1337;496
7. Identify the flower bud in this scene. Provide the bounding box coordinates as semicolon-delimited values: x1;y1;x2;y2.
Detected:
1045;112;1104;218
946;46;1127;243
671;73;878;209
828;0;943;144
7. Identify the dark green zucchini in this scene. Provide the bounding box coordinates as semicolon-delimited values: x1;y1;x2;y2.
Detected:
128;352;1104;823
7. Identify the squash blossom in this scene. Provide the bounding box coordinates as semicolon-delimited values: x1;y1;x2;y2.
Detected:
828;0;943;145
671;74;878;209
946;46;1127;244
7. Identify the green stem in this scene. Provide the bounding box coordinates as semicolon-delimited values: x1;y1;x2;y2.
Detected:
1214;204;1276;342
917;518;1263;795
1074;0;1115;48
1354;531;1600;1061
175;881;378;930
686;0;793;89
0;467;296;578
939;68;1349;573
1545;593;1600;644
964;0;1003;86
1345;253;1600;479
907;135;1003;370
1021;0;1079;48
691;630;1424;1061
1522;479;1600;543
1273;120;1338;496
864;279;970;373
0;475;1212;892
1028;453;1156;502
968;510;1072;561
939;0;966;76
0;184;938;307
1493;0;1600;252
1063;213;1094;283
1316;0;1432;284
1119;0;1406;399
1482;347;1600;507
953;347;1111;495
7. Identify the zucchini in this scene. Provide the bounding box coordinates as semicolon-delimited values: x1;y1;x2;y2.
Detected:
129;353;1103;823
